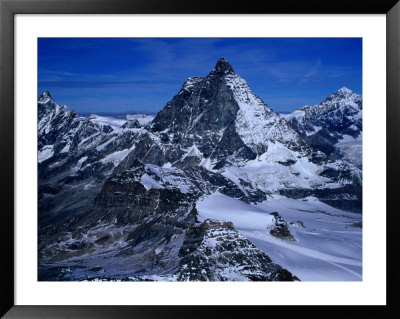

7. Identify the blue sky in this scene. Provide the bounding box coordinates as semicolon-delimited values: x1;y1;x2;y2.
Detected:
38;38;362;114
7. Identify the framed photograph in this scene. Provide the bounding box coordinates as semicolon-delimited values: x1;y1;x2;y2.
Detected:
1;0;398;317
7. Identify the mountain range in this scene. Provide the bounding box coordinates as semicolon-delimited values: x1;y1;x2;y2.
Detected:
38;58;362;281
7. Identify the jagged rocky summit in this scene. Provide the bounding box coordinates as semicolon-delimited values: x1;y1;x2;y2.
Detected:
38;58;362;281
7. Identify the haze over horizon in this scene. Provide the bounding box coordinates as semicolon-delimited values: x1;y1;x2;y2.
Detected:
38;38;362;114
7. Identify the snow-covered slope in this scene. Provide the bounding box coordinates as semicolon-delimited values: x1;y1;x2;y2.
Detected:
197;193;362;281
225;72;301;149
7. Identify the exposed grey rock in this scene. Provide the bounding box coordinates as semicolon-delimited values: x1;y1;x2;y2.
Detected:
268;212;296;241
122;119;141;129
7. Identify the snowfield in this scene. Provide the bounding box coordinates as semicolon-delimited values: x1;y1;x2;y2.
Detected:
336;133;363;167
88;115;127;132
38;145;54;163
197;192;275;231
196;193;362;281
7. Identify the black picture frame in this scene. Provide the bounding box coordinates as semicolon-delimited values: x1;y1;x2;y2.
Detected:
1;0;399;318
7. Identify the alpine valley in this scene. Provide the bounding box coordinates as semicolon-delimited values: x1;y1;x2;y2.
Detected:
38;58;362;281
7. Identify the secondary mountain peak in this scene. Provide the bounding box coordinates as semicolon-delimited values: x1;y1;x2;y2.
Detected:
38;90;53;102
285;86;363;164
208;57;235;77
40;90;51;97
325;86;361;104
336;86;354;95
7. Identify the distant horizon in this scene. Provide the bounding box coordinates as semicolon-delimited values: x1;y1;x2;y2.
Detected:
77;110;158;117
38;85;360;117
38;38;362;113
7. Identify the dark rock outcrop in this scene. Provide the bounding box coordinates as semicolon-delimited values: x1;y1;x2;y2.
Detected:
176;219;298;281
269;212;296;241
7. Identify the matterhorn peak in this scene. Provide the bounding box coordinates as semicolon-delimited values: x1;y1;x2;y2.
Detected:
208;57;235;77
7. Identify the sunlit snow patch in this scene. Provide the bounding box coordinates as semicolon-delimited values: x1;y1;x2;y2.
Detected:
140;173;165;190
100;148;132;167
38;145;54;163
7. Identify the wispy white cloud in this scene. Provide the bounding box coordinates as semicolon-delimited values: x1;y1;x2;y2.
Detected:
299;59;322;84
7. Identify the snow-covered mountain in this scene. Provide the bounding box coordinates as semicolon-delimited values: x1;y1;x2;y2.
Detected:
114;59;361;210
284;87;362;167
122;58;322;169
38;58;362;281
38;91;154;225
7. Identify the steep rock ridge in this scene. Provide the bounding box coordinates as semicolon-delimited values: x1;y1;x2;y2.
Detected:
38;92;149;180
177;219;298;281
38;91;105;162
